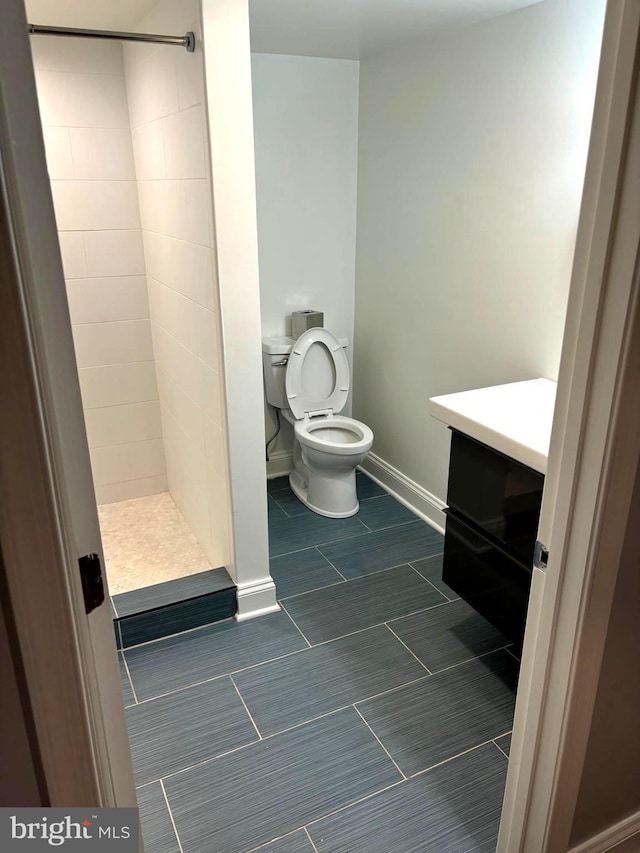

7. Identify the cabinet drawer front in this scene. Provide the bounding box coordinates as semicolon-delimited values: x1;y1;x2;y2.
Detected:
447;430;543;565
443;512;531;646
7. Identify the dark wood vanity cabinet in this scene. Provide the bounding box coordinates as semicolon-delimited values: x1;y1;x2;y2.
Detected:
442;430;544;647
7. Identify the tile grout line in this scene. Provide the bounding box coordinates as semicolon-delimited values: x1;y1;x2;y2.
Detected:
419;645;514;679
120;651;139;705
315;546;348;581
268;494;292;519
493;740;510;760
159;779;185;853
281;558;446;603
353;705;406;780
229;674;263;741
407;736;507;780
278;600;312;647
305;826;319;852
504;646;521;662
124;595;506;709
271;517;425;561
126;599;457;706
384;624;432;674
137;676;437;789
406;561;449;595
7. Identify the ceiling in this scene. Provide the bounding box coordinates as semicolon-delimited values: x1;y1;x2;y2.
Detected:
24;0;543;59
248;0;544;60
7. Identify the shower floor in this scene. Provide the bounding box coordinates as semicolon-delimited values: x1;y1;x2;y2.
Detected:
98;492;211;595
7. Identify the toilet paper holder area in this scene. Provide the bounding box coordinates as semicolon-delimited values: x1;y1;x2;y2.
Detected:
291;310;324;339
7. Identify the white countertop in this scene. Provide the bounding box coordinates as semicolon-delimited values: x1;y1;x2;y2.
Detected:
428;378;557;474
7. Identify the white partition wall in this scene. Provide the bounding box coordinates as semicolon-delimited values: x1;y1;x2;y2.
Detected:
201;0;274;616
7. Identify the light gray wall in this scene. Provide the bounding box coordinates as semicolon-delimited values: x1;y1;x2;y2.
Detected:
570;462;640;845
352;0;605;504
251;53;359;462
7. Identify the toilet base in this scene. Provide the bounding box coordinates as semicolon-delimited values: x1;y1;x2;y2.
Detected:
289;469;360;519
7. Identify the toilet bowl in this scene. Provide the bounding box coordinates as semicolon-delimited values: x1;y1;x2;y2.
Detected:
262;329;374;518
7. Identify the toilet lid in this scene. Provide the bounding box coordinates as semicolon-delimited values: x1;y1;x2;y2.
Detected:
286;328;350;420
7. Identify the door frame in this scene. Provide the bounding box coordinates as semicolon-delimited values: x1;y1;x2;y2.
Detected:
499;0;640;849
0;0;136;809
2;0;640;848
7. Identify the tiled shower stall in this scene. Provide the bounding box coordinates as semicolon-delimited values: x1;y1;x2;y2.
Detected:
31;0;231;592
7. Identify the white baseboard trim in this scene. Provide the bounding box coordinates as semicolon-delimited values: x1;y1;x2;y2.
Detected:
359;452;446;535
235;578;280;621
569;811;640;853
266;450;293;479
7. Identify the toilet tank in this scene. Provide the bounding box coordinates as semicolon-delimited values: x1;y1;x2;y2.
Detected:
262;336;295;408
262;334;349;410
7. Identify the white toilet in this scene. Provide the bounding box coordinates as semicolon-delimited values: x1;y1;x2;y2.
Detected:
262;329;374;518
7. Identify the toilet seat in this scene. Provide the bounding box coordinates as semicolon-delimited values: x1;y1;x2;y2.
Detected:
286;328;350;420
295;414;374;456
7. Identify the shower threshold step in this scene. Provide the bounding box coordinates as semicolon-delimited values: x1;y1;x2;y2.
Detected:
112;567;236;649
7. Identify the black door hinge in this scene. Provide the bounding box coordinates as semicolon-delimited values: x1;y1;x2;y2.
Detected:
79;553;105;614
533;540;549;572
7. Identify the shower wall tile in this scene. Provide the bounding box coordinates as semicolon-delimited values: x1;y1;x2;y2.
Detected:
123;6;231;569
185;179;214;247
51;181;141;231
66;276;149;324
58;232;88;279
89;439;166;487
72;319;154;368
162;106;207;179
34;69;131;128
69;128;136;181
79;363;159;410
132;121;167;180
33;36;165;505
83;230;146;277
95;475;168;506
84;401;163;449
31;36;124;76
42;126;74;179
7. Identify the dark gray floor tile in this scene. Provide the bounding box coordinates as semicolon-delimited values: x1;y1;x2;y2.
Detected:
318;521;443;579
113;567;233;618
267;476;290;493
389;598;509;672
308;742;507;852
495;732;512;757
127;676;258;786
258;830;315;852
282;565;447;644
119;653;135;707
233;625;427;736
269;485;309;517
271;547;344;600
124;610;307;702
356;471;387;499
269;511;369;558
164;708;401;853
137;782;181;853
410;554;459;599
119;588;237;647
357;651;518;776
356;495;418;530
269;495;289;523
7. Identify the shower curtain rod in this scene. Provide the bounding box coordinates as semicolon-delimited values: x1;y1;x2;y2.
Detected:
28;23;195;52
